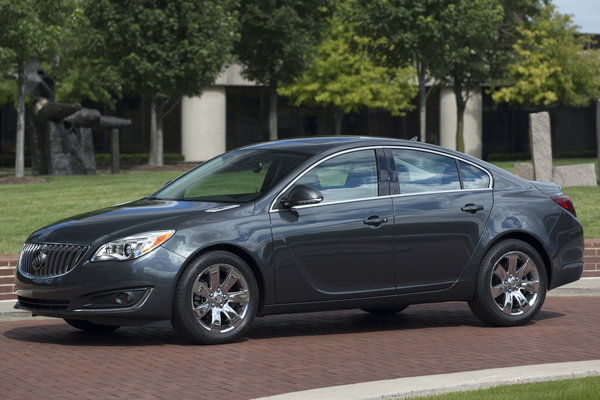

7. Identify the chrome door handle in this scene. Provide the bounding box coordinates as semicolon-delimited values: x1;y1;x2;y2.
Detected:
363;216;388;226
461;204;484;214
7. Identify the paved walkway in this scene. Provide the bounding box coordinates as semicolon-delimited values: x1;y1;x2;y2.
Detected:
1;281;600;399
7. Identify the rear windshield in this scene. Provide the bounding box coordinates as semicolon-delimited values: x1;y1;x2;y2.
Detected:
153;149;311;203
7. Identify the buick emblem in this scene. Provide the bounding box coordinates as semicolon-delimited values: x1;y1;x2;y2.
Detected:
32;251;47;271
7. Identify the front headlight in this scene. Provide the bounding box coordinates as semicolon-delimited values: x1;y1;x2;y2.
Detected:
91;230;175;262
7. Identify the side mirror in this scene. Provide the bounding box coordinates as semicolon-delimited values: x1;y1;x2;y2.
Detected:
280;184;324;208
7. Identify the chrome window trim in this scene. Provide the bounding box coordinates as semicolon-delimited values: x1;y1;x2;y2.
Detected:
390;187;493;199
269;146;383;212
269;145;494;213
387;146;494;191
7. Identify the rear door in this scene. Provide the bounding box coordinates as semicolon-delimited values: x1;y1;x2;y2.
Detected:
388;148;493;293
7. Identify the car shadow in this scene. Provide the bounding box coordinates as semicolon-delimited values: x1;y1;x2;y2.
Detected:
3;303;565;346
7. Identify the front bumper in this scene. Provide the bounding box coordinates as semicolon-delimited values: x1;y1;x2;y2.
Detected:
15;246;187;325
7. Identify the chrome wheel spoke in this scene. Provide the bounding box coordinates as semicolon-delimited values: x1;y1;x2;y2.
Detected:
228;289;249;304
516;258;534;279
502;293;514;315
193;281;210;298
520;279;540;293
208;266;221;290
223;303;242;327
194;301;211;319
222;270;240;292
514;291;531;312
490;284;505;299
507;253;519;275
210;307;222;332
492;264;508;282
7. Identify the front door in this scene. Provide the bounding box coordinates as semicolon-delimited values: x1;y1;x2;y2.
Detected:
270;149;395;303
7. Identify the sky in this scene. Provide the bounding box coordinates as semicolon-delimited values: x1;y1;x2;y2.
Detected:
553;0;600;33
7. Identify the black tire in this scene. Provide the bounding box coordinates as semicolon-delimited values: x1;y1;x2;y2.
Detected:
171;251;259;345
64;319;120;333
361;305;409;315
469;239;547;326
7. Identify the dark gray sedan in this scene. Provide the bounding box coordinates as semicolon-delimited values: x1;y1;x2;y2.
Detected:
15;137;584;344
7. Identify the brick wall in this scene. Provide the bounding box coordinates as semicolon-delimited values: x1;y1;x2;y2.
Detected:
0;254;18;301
584;239;600;278
1;240;600;300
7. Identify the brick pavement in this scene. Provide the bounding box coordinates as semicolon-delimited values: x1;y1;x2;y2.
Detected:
1;297;600;400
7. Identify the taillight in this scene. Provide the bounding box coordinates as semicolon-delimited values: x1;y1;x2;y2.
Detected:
552;195;577;218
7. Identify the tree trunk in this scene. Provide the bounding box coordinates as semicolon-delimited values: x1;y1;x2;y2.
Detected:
149;99;156;166
417;64;427;143
110;128;120;174
453;79;467;153
156;102;164;167
148;99;164;166
269;81;278;141
15;60;25;177
333;109;343;135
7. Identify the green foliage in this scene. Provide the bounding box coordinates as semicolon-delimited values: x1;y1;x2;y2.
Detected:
83;0;239;101
278;4;417;120
52;4;121;106
235;0;331;86
492;4;600;108
0;0;66;70
352;0;449;73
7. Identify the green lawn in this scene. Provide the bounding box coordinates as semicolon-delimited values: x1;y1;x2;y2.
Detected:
0;170;183;254
0;158;599;254
415;376;600;400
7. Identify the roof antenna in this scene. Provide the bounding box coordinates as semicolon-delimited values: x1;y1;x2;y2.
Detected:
410;136;419;141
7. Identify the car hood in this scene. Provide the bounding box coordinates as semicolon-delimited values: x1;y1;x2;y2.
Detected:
27;199;249;246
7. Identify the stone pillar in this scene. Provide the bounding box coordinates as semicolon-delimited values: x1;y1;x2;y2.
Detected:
438;87;483;158
181;88;227;162
463;89;482;159
529;111;553;182
439;88;456;151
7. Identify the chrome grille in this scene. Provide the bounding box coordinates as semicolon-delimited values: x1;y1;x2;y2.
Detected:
19;242;89;277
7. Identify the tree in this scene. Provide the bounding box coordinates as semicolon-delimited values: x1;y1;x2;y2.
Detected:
353;0;451;143
439;0;505;153
279;4;416;134
235;0;331;141
491;4;600;108
83;0;239;166
0;0;66;177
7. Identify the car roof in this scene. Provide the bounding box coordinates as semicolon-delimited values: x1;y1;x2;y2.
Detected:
240;136;417;154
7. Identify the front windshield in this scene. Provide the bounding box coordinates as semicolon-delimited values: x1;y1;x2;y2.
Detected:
153;149;311;203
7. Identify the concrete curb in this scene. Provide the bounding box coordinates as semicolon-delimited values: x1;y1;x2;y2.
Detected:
253;360;600;400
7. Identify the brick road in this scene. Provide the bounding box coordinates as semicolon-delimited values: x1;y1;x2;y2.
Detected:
1;297;600;400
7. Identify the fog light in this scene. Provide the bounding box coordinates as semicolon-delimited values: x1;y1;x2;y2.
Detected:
115;292;133;305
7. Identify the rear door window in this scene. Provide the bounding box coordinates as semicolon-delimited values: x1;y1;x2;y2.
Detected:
392;149;461;194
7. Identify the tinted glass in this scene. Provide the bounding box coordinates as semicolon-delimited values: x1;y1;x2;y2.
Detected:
459;161;490;189
155;149;310;202
295;149;378;203
392;149;461;194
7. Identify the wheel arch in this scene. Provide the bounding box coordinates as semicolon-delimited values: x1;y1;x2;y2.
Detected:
176;244;266;312
485;231;552;287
